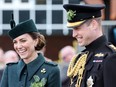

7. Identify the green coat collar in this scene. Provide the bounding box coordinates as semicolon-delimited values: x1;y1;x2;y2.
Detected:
17;53;45;81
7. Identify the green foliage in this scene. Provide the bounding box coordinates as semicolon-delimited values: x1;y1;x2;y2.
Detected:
30;75;47;87
67;10;76;21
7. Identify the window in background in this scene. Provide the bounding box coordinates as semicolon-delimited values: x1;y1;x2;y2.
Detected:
19;10;30;22
4;0;12;3
52;10;63;24
52;0;63;4
35;10;46;24
21;0;28;3
69;0;81;4
36;0;46;5
52;30;63;35
39;30;46;35
3;10;13;24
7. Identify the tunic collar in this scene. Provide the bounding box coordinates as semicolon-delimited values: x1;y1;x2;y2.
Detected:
85;35;107;52
17;53;45;81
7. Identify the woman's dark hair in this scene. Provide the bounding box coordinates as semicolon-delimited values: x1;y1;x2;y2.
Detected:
28;32;46;51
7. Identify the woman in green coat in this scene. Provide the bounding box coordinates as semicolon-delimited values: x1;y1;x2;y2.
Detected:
0;18;61;87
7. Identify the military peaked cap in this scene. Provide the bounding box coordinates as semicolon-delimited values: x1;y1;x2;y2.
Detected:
63;4;105;28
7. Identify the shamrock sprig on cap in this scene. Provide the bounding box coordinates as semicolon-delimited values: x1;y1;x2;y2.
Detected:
67;10;76;21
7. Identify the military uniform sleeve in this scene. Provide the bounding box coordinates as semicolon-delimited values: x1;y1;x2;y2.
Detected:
0;66;8;87
103;53;116;87
47;65;62;87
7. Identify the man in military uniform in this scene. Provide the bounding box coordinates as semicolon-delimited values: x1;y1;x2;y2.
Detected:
63;4;116;87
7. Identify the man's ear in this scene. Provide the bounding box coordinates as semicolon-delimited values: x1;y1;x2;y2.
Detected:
89;19;98;30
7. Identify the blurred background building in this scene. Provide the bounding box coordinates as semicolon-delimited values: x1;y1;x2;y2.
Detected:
0;0;116;61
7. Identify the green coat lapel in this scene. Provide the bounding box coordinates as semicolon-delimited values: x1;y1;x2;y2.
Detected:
27;53;45;80
17;59;25;81
17;53;45;81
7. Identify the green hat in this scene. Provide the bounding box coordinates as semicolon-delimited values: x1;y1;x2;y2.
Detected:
8;19;38;39
63;4;105;28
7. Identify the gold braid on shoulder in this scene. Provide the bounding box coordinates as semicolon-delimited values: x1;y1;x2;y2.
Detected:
67;52;89;87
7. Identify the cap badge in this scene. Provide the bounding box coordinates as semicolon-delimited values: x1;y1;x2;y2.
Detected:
67;10;76;21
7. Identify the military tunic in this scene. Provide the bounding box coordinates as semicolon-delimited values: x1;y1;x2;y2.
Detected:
70;35;116;87
0;53;61;87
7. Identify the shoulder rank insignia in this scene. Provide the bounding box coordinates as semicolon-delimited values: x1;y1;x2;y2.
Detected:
94;53;104;57
109;44;116;50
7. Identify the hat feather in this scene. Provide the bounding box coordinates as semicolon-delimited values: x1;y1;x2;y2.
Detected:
10;13;16;29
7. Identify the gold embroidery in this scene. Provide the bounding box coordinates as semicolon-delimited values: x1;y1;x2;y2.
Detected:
67;52;88;87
